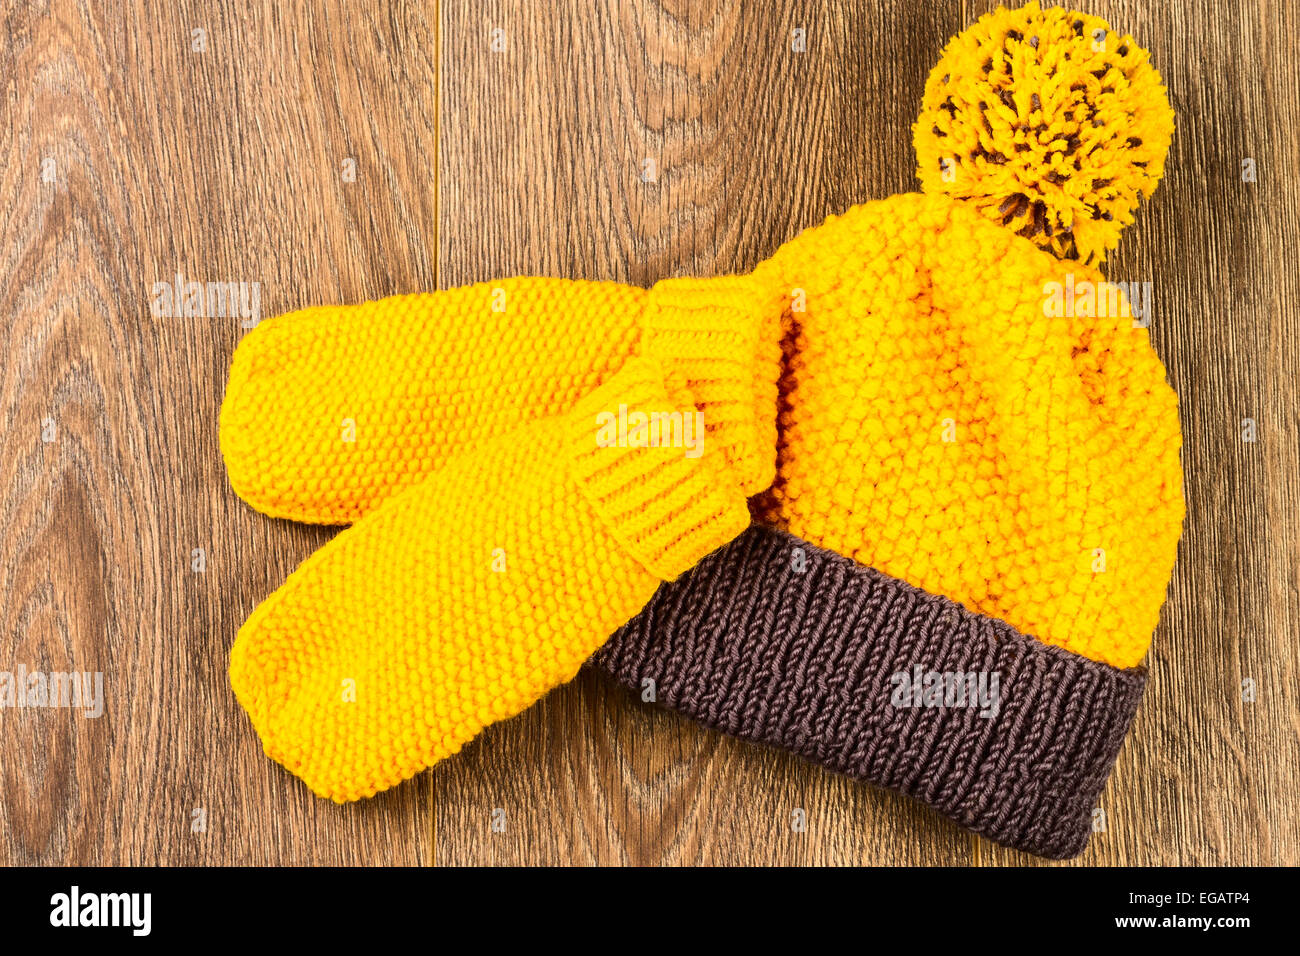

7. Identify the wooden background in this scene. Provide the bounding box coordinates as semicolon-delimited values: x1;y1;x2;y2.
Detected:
1;0;1296;865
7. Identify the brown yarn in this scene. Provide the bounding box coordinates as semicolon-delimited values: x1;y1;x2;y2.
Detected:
593;525;1147;859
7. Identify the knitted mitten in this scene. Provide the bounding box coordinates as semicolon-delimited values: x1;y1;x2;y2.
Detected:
220;275;785;522
228;356;752;801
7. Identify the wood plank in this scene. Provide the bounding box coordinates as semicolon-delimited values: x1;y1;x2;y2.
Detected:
0;0;437;864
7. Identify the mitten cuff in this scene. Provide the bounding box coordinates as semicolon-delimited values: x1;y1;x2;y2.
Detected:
565;358;750;580
641;275;783;496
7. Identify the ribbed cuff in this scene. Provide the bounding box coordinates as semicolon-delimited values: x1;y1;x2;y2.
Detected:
594;525;1147;859
565;358;751;580
641;275;783;496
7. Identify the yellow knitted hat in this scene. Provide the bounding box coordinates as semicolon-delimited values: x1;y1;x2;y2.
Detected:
746;0;1180;669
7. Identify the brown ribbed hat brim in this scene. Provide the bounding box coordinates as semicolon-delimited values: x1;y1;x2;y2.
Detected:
594;525;1147;859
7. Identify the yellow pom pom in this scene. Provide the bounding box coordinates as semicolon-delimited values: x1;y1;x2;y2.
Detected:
913;3;1174;265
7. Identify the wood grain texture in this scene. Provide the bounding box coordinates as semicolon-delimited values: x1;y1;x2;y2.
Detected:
0;0;437;864
1;0;1296;866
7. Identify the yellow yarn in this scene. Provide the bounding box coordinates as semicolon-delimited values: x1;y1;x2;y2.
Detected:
221;276;785;523
228;356;756;801
752;192;1182;670
913;2;1174;265
221;279;647;525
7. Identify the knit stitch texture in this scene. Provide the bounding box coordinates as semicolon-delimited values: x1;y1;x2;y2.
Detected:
228;357;754;800
597;525;1147;859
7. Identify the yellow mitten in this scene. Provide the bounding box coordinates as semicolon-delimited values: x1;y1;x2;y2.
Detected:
220;275;785;523
228;357;753;801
